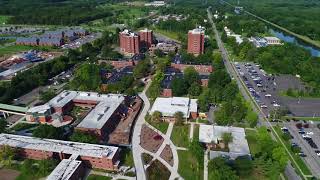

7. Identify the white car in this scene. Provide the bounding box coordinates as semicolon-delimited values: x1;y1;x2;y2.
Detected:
257;84;263;87
302;134;311;139
306;132;314;135
265;94;272;97
260;104;268;108
273;103;280;107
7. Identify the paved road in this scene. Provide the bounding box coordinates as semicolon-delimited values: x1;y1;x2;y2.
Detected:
207;8;307;180
207;8;266;126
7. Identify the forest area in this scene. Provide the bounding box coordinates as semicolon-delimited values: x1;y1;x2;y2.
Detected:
225;0;320;41
0;0;114;25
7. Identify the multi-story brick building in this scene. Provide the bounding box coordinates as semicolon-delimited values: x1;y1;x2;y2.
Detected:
139;28;153;49
119;29;140;55
0;134;120;179
187;27;205;56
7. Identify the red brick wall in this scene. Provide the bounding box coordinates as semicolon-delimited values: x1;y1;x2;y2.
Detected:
19;148;53;160
80;154;118;171
190;112;198;119
139;30;153;48
162;89;172;97
187;32;204;55
119;33;140;55
171;63;213;74
201;79;209;87
110;60;134;69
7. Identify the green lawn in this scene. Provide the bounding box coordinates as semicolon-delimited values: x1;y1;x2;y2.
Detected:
273;126;312;176
154;28;180;42
171;125;190;148
119;148;134;167
87;174;112;180
0;45;33;56
0;16;11;24
11;123;38;131
245;129;261;156
145;118;169;134
178;150;203;180
193;124;200;140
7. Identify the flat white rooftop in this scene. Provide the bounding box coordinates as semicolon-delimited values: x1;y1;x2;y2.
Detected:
189;26;205;34
0;134;119;159
28;90;125;130
150;97;197;118
121;29;138;37
76;94;125;129
47;158;82;180
199;125;250;156
264;36;280;41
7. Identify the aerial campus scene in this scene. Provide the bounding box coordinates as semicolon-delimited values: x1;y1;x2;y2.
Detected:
0;0;320;180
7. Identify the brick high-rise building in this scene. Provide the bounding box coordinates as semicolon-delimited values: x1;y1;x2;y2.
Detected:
119;29;140;55
187;27;205;56
139;28;153;49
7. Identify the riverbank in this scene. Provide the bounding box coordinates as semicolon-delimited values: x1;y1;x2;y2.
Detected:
244;10;320;50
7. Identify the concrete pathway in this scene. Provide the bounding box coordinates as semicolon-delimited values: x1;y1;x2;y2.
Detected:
91;170;135;180
204;149;209;180
143;122;182;180
189;122;194;140
132;81;182;180
131;81;152;180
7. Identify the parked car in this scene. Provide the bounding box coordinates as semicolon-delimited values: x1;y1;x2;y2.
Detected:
306;131;314;135
299;152;307;157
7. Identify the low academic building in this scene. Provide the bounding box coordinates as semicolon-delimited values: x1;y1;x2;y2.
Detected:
26;91;142;142
0;134;120;172
199;125;251;160
150;97;198;119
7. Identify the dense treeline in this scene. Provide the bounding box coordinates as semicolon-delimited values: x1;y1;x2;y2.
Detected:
216;13;267;37
0;0;113;25
0;53;79;103
226;0;320;41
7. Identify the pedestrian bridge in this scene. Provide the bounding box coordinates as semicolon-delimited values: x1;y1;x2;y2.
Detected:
0;103;28;117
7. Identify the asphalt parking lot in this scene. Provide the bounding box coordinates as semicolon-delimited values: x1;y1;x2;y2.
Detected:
283;121;320;177
234;62;320;118
235;62;278;117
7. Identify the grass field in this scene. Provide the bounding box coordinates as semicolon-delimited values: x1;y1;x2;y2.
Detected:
178;150;203;180
154;28;181;42
245;129;261;156
0;45;33;56
193;124;199;140
0;16;11;25
87;174;112;180
145;118;169;134
171;125;190;148
119;148;134;167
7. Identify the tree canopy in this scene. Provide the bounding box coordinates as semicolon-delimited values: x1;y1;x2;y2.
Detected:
70;63;101;91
